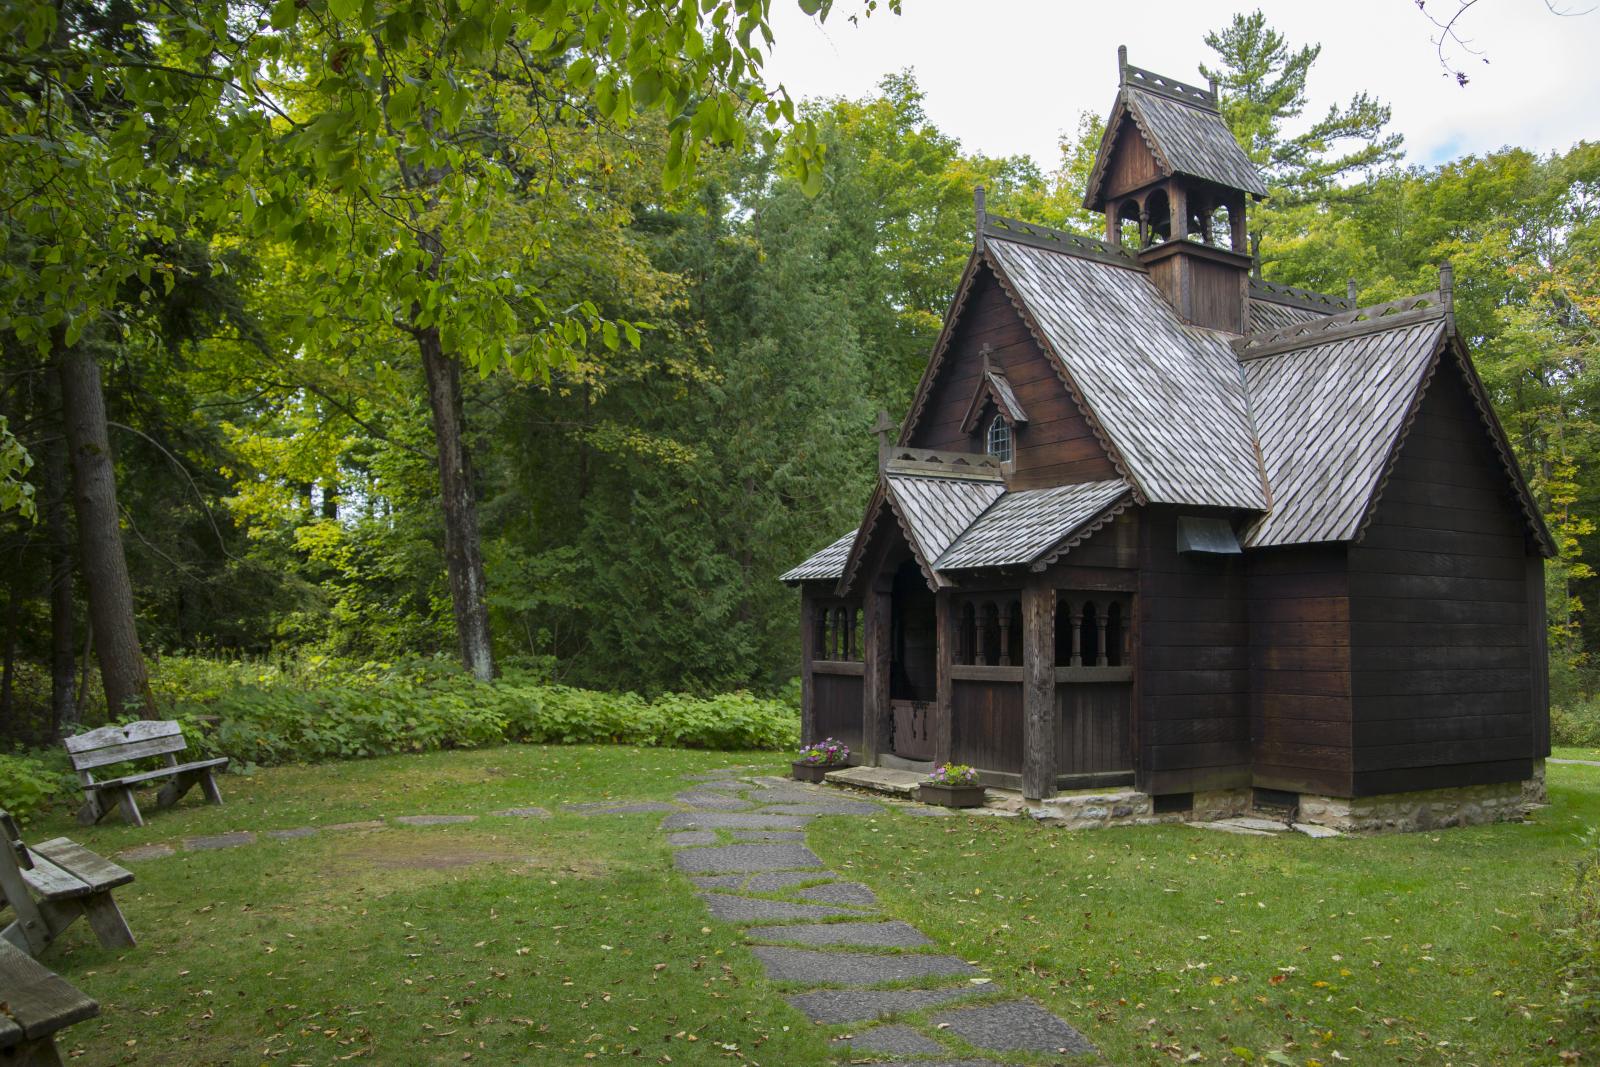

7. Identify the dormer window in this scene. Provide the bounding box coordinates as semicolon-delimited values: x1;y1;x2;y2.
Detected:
986;415;1013;463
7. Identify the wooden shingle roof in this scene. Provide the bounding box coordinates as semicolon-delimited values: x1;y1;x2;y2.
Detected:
1243;315;1448;547
886;474;1007;583
779;529;857;584
936;479;1132;571
985;233;1270;511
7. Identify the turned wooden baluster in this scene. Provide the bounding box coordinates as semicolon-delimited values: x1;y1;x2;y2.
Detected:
1095;608;1109;667
998;602;1013;667
1068;601;1082;667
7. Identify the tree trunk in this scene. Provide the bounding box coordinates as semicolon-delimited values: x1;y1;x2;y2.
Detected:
56;340;155;718
417;326;495;681
43;415;79;734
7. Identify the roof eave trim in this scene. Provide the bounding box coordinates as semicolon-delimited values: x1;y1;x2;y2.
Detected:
1030;493;1136;571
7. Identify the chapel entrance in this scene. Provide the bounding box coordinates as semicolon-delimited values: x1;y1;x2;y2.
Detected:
889;559;937;761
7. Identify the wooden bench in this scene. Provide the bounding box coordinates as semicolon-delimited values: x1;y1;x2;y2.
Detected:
64;720;227;827
0;938;99;1066
0;813;135;957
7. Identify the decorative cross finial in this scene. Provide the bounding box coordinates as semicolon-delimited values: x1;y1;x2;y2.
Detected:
872;409;896;472
1347;279;1359;305
1117;44;1128;81
979;343;993;377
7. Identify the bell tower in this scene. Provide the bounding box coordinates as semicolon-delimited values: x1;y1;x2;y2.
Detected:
1082;47;1268;333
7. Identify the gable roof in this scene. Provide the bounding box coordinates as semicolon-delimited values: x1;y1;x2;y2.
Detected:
960;365;1029;434
780;528;857;584
936;479;1132;571
1084;62;1268;210
983;230;1270;510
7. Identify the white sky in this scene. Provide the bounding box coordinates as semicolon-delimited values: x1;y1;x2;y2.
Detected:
764;0;1600;171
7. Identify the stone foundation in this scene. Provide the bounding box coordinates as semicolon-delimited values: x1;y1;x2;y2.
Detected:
1297;773;1539;835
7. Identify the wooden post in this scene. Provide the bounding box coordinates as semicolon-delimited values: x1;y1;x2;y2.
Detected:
1095;612;1109;667
873;410;896;472
997;606;1012;667
1022;576;1056;801
799;589;817;747
862;586;892;766
1068;604;1082;667
934;588;954;766
1169;180;1188;242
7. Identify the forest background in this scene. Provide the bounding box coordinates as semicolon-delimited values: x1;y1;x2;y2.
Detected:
3;3;1599;750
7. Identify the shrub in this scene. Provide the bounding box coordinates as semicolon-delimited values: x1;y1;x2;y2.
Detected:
0;752;71;822
1552;697;1600;748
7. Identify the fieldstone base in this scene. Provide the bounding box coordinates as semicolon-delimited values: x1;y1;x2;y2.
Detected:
1523;759;1548;805
1298;777;1536;834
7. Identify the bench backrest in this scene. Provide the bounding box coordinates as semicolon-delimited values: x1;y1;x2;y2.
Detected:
63;720;188;774
0;809;30;871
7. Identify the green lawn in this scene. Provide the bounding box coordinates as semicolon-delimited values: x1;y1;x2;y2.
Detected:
19;747;1600;1065
1554;745;1600;763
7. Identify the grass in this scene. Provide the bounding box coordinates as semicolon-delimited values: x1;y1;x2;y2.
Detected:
1554;745;1600;762
810;761;1600;1065
18;746;1599;1065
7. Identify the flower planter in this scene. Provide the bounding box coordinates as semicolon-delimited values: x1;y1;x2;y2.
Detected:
918;782;986;809
792;761;839;783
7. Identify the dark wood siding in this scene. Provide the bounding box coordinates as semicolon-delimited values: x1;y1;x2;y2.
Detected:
1056;682;1133;773
814;670;864;754
952;679;1023;774
1103;118;1162;199
1135;507;1251;794
909;266;1117;489
1247;545;1353;796
1347;360;1541;795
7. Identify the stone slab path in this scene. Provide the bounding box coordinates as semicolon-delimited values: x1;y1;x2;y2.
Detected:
662;769;1099;1064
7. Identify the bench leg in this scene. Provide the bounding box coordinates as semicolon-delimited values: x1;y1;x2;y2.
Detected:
199;769;223;806
0;1034;67;1067
155;771;198;810
80;892;135;950
75;793;107;827
115;788;143;828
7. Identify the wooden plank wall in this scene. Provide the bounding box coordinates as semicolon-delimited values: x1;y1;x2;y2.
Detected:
1055;683;1132;773
1246;545;1354;795
952;679;1024;774
1103;118;1162;200
909;267;1117;489
1347;362;1540;795
815;673;865;754
1136;507;1251;794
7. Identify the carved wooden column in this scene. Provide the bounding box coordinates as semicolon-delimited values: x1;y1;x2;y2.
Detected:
862;585;893;766
1022;576;1057;801
1068;604;1083;667
799;588;817;747
1095;610;1109;667
997;605;1012;667
974;604;989;666
934;588;954;767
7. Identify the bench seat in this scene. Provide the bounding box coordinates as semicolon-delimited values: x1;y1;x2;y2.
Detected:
84;757;229;792
0;938;99;1065
0;813;137;958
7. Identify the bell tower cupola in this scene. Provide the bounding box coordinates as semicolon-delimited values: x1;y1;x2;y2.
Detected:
1083;46;1268;332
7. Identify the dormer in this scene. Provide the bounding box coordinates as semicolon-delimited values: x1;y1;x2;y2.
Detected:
1083;47;1268;333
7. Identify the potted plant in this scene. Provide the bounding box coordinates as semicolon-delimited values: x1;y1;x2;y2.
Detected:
793;738;850;782
918;764;985;808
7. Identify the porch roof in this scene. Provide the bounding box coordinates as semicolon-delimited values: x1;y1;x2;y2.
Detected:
779;528;857;584
936;478;1132;571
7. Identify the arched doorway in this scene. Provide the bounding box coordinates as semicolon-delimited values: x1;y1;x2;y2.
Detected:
889;558;937;760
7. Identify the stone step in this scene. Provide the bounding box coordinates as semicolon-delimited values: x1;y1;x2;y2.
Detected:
1031;788;1152;828
825;765;925;797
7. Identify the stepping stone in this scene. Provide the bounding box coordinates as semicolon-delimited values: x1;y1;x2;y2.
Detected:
732;830;806;842
745;920;929;948
667;831;719;847
698;894;863;923
116;843;175;862
752;800;883;816
675;791;752;810
679;779;752;792
691;874;746;890
1221;816;1290;832
395;814;477;826
929;1001;1096;1055
1292;822;1342;838
182;832;256;851
266;827;317;840
830;1023;944;1055
1193;821;1275;836
323;820;386;832
491;806;551;818
794;881;878;907
743;871;831;892
785;985;986;1025
564;801;678;815
750;946;978;986
673;844;823;874
660;812;812;832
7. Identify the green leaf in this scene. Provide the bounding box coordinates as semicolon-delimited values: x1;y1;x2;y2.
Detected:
270;0;298;30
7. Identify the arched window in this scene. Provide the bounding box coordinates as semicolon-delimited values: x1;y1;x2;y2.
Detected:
1104;601;1123;667
987;415;1013;463
1116;199;1142;247
1080;601;1100;665
1144;189;1171;245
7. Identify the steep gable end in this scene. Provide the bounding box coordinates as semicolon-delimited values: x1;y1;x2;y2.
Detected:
904;259;1119;490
